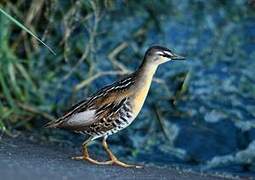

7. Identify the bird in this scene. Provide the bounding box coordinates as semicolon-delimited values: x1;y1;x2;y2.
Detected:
45;45;185;168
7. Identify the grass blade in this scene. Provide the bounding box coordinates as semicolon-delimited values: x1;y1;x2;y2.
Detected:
0;71;15;108
0;7;56;55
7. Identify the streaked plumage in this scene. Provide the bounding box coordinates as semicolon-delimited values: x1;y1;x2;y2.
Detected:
46;74;136;135
45;45;185;168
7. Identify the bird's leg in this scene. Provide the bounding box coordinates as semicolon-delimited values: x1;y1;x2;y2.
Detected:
102;136;143;168
72;136;112;165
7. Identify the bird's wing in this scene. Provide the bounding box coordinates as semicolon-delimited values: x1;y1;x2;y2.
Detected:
44;74;135;130
89;97;129;133
44;97;91;128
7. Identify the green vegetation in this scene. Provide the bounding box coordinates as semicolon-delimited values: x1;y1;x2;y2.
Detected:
0;8;55;55
0;1;98;131
0;7;57;132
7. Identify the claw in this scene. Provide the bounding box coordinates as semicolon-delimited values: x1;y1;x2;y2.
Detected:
71;156;84;160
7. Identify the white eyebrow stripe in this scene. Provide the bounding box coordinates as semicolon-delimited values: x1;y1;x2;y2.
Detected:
163;50;173;56
155;51;164;56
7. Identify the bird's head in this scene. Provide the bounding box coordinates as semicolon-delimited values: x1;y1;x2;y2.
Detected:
144;45;185;65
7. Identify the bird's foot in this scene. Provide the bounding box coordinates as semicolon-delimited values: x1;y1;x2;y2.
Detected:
71;155;112;165
71;155;142;168
101;138;143;168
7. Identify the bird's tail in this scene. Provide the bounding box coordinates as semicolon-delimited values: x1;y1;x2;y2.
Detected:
44;118;63;128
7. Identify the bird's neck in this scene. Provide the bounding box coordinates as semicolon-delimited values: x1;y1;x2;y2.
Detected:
130;62;158;117
136;61;158;85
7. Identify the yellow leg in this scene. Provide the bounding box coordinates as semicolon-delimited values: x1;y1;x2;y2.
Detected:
72;136;112;165
102;136;143;168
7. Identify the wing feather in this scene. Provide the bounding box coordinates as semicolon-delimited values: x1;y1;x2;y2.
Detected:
44;74;135;130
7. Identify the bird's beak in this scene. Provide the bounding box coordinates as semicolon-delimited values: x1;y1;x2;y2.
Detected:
171;53;185;60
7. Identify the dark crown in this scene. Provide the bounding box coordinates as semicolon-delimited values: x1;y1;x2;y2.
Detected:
145;45;172;56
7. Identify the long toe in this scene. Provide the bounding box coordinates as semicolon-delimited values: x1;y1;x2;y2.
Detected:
85;157;112;165
71;155;112;165
112;159;143;169
71;155;142;168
